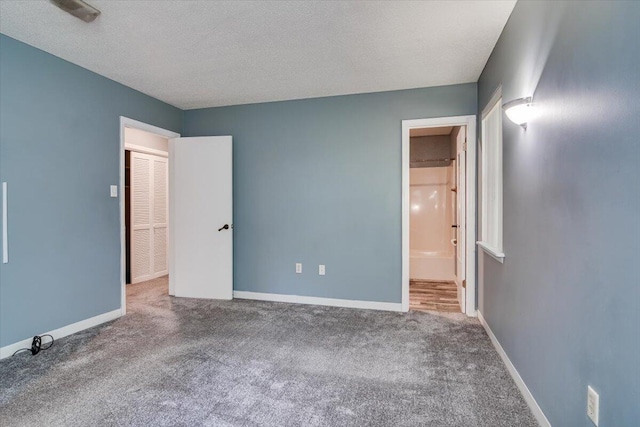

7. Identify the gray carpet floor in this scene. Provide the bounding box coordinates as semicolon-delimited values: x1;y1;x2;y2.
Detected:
0;277;537;426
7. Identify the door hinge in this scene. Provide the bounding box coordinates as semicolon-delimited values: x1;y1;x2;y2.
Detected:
463;142;467;151
462;280;467;289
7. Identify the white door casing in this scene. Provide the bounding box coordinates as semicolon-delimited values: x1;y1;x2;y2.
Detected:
169;136;233;300
120;117;180;315
130;152;168;284
401;115;477;316
456;127;467;312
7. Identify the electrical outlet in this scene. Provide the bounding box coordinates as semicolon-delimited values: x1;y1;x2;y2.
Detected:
295;263;302;274
110;185;118;198
587;385;599;425
319;265;325;276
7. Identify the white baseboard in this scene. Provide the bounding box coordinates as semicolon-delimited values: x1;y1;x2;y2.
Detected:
477;311;551;427
233;291;402;312
0;309;122;360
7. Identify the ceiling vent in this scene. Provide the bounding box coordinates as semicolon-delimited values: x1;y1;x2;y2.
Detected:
50;0;101;23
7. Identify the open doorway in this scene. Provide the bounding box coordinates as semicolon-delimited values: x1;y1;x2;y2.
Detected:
408;125;463;312
401;116;477;316
125;128;169;285
119;117;180;315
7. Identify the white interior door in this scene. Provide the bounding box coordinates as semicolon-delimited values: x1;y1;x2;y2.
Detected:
456;127;467;312
169;136;233;299
130;152;168;283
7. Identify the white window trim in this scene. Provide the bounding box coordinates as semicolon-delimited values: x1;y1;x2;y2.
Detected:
476;241;505;263
478;86;505;263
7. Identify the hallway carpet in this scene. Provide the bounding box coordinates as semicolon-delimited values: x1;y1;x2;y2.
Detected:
0;277;537;426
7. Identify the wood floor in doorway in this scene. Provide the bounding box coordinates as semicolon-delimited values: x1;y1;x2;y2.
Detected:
410;279;460;313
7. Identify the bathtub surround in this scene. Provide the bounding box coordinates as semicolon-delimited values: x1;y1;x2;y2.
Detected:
0;35;182;348
409;167;456;282
183;85;477;304
477;1;640;425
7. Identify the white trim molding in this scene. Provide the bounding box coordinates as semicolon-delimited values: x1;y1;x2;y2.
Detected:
124;142;168;158
478;311;552;427
119;117;180;316
233;291;402;312
476;241;505;263
401;115;477;316
0;309;121;360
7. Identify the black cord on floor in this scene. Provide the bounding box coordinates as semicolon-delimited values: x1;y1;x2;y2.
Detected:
12;334;54;357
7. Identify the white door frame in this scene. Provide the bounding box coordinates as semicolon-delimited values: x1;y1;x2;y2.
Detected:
119;117;180;315
401;115;477;316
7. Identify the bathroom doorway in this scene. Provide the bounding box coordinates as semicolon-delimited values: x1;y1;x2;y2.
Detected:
401;116;477;316
408;126;462;312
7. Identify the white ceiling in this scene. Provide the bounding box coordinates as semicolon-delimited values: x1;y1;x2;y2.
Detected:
0;1;515;110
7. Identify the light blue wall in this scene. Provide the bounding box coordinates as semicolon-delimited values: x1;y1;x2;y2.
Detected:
0;35;182;347
184;85;476;303
477;2;640;426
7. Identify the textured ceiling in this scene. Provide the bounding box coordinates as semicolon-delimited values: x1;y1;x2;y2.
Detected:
0;1;515;110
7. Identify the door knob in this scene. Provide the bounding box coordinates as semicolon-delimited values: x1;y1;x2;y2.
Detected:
218;224;231;231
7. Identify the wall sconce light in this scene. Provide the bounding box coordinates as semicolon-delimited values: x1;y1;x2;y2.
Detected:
503;97;533;128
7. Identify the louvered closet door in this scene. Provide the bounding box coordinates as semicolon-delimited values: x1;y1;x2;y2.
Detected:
152;157;168;276
130;152;168;284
